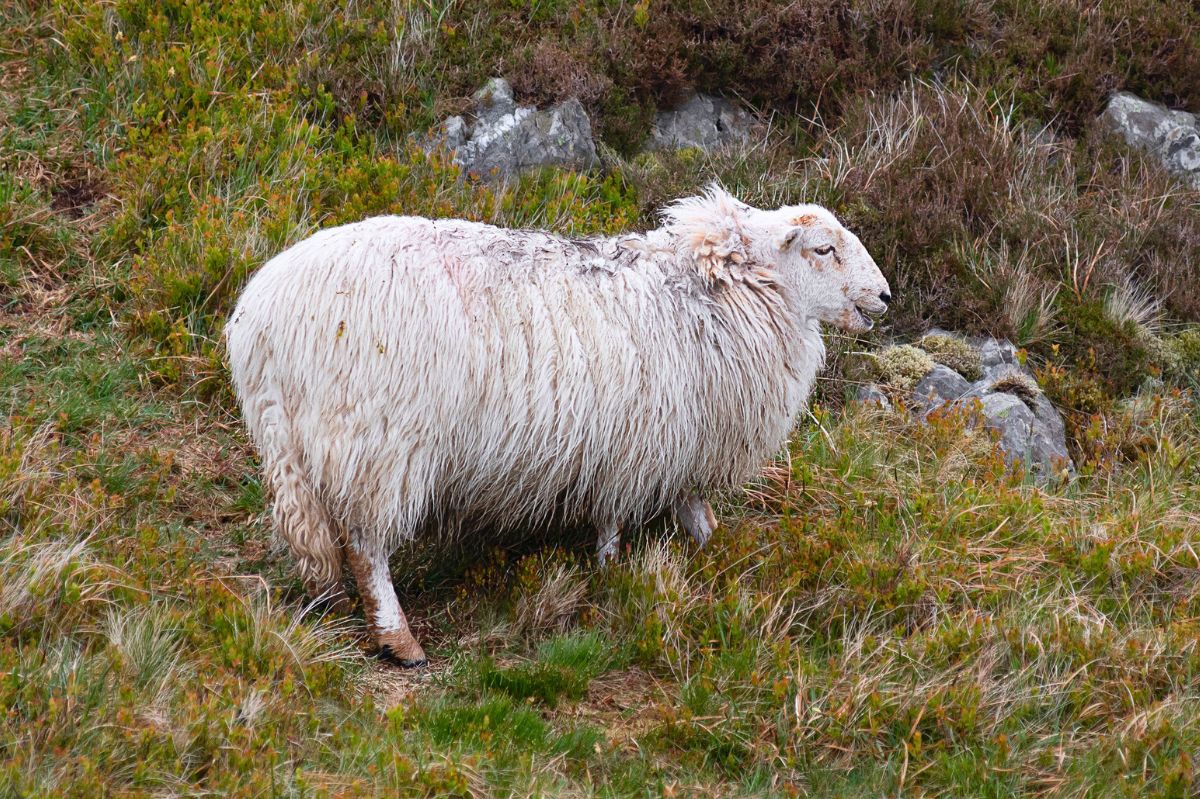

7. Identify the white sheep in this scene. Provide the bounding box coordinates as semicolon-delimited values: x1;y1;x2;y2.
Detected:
225;185;890;666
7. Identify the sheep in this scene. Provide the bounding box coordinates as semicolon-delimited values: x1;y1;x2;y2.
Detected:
225;185;891;667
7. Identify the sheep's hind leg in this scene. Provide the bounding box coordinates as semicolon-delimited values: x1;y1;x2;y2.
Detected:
268;456;351;613
345;538;427;668
596;523;621;566
306;523;352;615
675;493;718;548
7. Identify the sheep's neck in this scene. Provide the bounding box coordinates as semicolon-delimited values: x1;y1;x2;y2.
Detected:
690;280;825;489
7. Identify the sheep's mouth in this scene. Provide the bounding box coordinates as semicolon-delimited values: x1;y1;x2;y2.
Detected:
853;304;878;330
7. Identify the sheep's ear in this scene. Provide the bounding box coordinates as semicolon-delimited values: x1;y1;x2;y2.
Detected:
775;227;805;251
776;212;825;252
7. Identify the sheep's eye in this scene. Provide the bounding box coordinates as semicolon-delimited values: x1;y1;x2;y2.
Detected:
814;245;835;256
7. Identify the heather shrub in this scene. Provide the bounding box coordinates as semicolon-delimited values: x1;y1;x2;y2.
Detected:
809;82;1073;335
521;0;1199;142
1075;131;1200;324
510;41;614;116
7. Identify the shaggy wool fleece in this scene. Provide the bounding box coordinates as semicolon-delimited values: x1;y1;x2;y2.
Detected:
226;185;888;595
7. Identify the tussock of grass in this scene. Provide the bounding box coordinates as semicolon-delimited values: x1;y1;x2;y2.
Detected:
103;604;189;693
988;369;1043;402
511;561;588;640
0;536;98;635
1104;276;1166;339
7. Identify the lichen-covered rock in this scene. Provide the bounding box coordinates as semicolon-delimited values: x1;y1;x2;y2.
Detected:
954;361;1071;475
977;337;1020;380
912;364;972;411
1101;92;1200;188
959;391;1071;475
427;78;599;179
1025;392;1071;467
976;392;1039;459
647;93;757;152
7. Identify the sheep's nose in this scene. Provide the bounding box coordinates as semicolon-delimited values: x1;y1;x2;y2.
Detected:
879;291;892;305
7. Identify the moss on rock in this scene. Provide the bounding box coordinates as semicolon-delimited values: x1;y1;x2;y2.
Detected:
869;345;937;391
917;333;984;380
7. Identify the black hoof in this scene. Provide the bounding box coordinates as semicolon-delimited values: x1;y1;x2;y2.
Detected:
377;645;428;669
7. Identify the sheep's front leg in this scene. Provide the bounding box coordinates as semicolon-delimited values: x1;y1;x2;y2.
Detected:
596;523;620;566
345;538;427;668
675;492;718;548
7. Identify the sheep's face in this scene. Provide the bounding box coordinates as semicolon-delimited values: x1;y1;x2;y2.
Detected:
768;206;891;332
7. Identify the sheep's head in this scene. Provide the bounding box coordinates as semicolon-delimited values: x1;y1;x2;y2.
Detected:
665;186;891;332
767;204;890;332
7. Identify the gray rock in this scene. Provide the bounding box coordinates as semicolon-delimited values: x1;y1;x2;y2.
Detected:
647;93;756;152
976;337;1021;381
428;115;468;152
855;383;891;409
900;333;1075;475
1026;392;1072;469
952;390;1072;475
976;392;1039;464
473;77;517;121
427;78;599;179
1101;92;1200;188
977;336;1017;365
911;364;972;411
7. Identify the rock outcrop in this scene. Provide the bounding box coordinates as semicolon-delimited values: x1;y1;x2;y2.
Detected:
856;332;1074;476
428;78;598;179
646;93;756;152
1101;92;1200;188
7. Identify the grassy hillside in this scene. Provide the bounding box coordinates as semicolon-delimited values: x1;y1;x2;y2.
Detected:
3;0;1200;796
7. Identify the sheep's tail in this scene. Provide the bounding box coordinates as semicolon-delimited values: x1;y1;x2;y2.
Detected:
253;395;346;601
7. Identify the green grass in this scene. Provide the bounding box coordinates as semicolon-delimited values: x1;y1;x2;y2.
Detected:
3;0;1200;795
